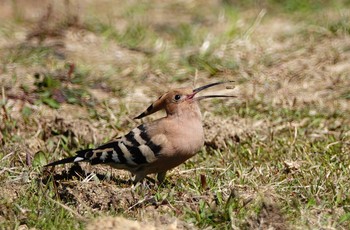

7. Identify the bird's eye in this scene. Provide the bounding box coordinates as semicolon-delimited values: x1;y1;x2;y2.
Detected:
174;94;181;101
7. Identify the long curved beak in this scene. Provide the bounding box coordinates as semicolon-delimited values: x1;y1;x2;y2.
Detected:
188;80;236;101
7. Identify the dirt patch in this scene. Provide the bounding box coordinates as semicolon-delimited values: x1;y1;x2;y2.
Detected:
46;166;197;229
246;200;289;230
203;112;248;149
45;164;155;213
0;182;23;203
0;183;25;226
87;215;195;230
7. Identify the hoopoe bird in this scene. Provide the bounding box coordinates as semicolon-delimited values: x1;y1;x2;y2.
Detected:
45;81;235;183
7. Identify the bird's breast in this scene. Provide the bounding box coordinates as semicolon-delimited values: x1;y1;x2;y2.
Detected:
171;119;204;156
142;117;204;174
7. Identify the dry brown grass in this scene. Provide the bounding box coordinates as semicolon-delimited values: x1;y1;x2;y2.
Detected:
1;0;350;229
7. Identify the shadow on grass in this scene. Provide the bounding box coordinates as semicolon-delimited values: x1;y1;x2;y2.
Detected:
42;164;133;186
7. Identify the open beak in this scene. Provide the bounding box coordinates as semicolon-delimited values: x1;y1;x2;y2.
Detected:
187;80;236;101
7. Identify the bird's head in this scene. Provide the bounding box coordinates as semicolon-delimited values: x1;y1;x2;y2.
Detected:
134;81;236;119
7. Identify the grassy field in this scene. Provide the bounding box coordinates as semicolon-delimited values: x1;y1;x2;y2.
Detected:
1;0;350;229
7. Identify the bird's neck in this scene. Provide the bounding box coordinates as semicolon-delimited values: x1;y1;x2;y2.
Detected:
167;103;202;121
169;104;204;137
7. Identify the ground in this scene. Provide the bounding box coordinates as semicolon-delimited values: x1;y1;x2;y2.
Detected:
0;0;350;229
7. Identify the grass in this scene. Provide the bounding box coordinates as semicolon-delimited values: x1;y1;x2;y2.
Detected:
1;182;84;229
1;0;350;229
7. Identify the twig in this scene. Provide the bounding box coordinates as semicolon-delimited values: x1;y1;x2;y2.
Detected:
1;86;9;121
177;167;227;174
0;151;15;162
82;172;96;182
1;86;5;104
291;124;298;146
0;167;21;175
326;141;340;150
244;9;266;40
127;196;153;211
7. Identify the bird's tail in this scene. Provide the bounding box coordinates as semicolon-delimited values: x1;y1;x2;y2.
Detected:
45;149;93;167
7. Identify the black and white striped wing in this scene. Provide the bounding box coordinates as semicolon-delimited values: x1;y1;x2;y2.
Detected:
76;124;163;167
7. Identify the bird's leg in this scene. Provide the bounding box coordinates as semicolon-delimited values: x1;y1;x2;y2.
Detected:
157;171;167;183
145;176;156;184
133;172;147;185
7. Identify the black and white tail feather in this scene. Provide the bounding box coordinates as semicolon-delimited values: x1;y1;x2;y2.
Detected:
44;149;91;167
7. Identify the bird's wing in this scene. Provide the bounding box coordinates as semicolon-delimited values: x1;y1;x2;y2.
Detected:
45;124;164;168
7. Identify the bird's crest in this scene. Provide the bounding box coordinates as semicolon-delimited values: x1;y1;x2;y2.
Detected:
133;93;167;119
